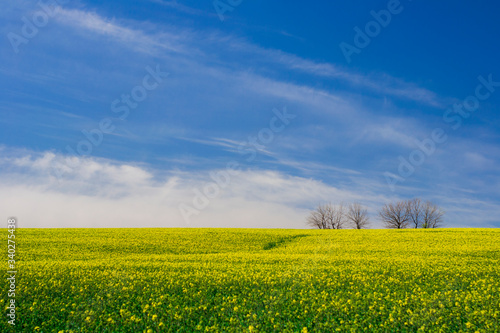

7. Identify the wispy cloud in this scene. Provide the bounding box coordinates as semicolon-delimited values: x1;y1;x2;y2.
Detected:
50;7;445;109
54;7;189;55
263;51;447;108
269;158;362;176
176;137;243;151
226;29;445;109
147;0;213;17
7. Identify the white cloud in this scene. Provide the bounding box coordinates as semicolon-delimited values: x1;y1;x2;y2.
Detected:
1;5;446;160
0;150;374;228
54;7;189;55
50;7;445;108
146;0;212;17
361;123;420;149
463;152;495;170
1;149;498;228
262;51;446;108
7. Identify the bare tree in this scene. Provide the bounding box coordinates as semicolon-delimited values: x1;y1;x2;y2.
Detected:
408;198;423;228
422;201;444;228
307;203;346;229
346;203;370;229
379;200;411;229
329;203;346;229
306;203;330;229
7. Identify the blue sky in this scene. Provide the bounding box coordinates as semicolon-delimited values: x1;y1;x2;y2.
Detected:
1;0;499;228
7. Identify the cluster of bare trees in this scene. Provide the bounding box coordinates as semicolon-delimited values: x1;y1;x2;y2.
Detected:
307;198;444;229
379;198;444;229
306;202;370;229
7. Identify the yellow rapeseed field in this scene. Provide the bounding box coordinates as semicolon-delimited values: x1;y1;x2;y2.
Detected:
2;228;499;332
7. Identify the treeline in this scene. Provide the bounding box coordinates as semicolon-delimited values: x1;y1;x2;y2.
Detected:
307;198;444;229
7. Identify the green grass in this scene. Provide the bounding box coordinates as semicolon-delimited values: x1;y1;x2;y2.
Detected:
2;228;499;332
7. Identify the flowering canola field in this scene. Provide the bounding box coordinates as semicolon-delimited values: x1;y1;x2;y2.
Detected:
2;228;499;332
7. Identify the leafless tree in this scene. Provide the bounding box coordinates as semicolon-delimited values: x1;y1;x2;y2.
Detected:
346;203;370;229
421;201;444;228
307;203;346;229
379;200;411;229
306;203;330;229
408;198;423;228
330;203;346;229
